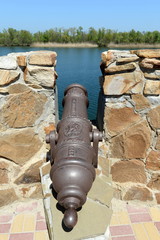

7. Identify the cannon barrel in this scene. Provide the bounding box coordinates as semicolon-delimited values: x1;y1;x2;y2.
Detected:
46;84;103;229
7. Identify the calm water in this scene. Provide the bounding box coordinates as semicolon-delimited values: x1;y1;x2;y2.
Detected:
0;46;107;120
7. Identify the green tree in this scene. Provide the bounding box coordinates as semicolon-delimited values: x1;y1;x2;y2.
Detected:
87;27;97;43
18;30;33;45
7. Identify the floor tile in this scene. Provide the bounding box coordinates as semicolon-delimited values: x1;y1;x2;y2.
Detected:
36;220;47;231
10;214;25;233
9;233;34;240
0;224;11;233
150;208;160;222
110;215;119;226
155;222;160;232
117;211;130;225
129;213;152;223
0;234;9;240
126;205;148;214
110;225;133;236
132;223;149;240
35;231;49;240
0;215;12;223
23;214;36;232
112;236;136;240
36;212;45;221
143;222;160;240
16;202;38;213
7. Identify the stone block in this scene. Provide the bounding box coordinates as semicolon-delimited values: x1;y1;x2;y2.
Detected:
2;90;47;128
0;70;20;86
124;120;151;159
156;135;160;150
111;160;147;183
0;188;18;207
123;187;153;201
104;107;141;136
155;193;160;204
0;128;43;165
101;50;115;65
28;51;57;66
8;83;29;94
0;88;8;94
131;94;150;110
14;159;44;184
147;106;160;129
24;66;56;88
17;55;26;67
146;150;160;171
116;56;139;64
147;174;160;190
103;71;143;95
144;72;160;80
104;62;136;74
17;183;43;199
28;84;43;89
140;59;154;69
110;120;151;159
132;49;160;58
0;161;9;184
140;58;160;70
144;80;160;95
110;134;124;158
0;56;18;69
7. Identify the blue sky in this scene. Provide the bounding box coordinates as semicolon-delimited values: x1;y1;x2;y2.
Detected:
0;0;159;33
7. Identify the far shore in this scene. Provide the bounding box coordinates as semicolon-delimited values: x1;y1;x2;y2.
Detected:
30;42;160;49
1;42;160;49
107;43;160;49
30;42;98;48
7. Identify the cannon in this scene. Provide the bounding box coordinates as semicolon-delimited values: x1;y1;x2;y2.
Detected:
46;84;103;229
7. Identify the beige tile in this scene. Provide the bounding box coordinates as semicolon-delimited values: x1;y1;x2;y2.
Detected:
10;214;25;233
132;223;149;240
117;211;130;225
110;215;119;225
150;207;160;221
88;176;113;207
23;214;36;232
0;234;9;240
143;222;160;240
35;231;49;240
50;196;112;240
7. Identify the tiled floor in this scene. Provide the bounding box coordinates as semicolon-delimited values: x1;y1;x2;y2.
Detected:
109;203;160;240
0;200;49;240
0;199;160;240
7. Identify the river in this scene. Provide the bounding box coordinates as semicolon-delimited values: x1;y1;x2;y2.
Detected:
0;46;107;120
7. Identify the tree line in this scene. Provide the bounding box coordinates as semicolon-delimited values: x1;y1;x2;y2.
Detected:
0;27;160;47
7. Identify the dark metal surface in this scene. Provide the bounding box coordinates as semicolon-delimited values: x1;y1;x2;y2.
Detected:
46;83;103;229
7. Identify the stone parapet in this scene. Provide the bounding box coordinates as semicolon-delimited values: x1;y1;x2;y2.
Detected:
98;49;160;205
0;51;58;207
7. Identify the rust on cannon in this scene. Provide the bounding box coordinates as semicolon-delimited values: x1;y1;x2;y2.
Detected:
46;84;103;229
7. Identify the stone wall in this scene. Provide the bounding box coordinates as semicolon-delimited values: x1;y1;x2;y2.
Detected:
0;51;58;207
98;49;160;205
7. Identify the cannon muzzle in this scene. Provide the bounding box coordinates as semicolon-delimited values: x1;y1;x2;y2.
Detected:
46;84;102;229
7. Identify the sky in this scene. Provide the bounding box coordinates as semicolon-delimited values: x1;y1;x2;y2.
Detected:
0;0;159;33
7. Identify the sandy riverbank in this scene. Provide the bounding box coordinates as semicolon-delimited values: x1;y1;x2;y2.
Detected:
107;43;160;48
30;42;98;48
